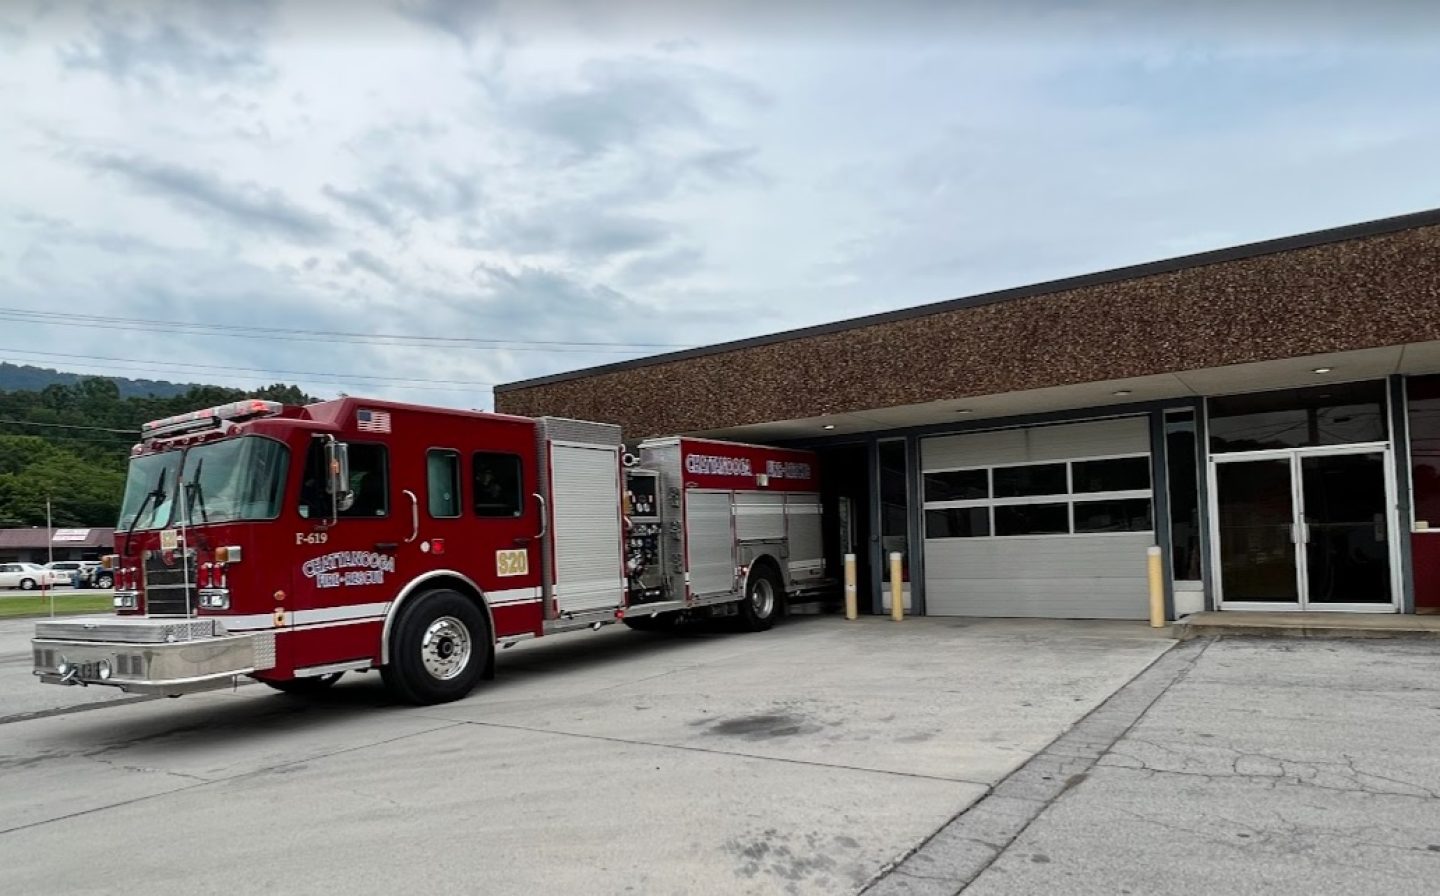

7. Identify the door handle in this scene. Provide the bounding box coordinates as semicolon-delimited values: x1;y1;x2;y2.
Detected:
402;489;419;543
534;492;547;539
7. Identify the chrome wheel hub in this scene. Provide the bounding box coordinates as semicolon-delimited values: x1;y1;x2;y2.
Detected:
750;577;775;618
420;616;472;680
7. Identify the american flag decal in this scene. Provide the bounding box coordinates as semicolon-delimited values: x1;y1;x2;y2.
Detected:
357;409;392;433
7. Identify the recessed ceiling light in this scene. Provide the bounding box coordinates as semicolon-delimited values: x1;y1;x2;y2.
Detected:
955;409;973;414
1313;367;1333;374
1113;389;1133;396
822;424;836;430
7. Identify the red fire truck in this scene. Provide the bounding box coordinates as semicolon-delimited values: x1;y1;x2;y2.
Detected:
31;397;832;705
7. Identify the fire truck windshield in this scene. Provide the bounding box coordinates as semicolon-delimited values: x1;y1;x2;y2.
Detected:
117;450;181;532
118;437;290;531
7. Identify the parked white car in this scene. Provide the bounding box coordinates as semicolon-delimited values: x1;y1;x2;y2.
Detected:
46;560;94;585
0;562;64;590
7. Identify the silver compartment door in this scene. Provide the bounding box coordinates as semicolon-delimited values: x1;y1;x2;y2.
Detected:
550;443;626;615
785;494;826;585
735;492;786;541
686;490;736;596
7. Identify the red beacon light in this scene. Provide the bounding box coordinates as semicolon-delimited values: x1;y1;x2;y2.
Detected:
141;399;284;440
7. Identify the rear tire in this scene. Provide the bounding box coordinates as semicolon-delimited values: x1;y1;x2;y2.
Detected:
19;578;36;591
95;573;114;589
263;672;344;696
737;566;780;632
383;589;491;706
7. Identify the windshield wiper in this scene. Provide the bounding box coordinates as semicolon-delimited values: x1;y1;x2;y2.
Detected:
122;469;168;558
186;458;209;525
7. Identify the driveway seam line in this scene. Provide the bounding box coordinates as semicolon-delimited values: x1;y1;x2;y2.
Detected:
860;636;1213;896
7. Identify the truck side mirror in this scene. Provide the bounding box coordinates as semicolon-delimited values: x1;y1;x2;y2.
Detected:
324;440;354;512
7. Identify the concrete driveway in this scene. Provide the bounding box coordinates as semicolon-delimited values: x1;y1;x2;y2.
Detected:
0;616;1172;895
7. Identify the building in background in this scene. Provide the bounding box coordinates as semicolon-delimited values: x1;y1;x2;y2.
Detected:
0;528;116;564
496;208;1440;620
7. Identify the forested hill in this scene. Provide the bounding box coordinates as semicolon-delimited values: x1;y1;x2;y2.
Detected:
0;362;204;398
0;377;317;528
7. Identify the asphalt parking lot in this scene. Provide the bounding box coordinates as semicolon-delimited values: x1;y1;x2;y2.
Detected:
0;616;1170;895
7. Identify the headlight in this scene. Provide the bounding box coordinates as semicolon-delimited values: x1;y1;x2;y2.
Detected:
113;593;138;609
199;590;231;610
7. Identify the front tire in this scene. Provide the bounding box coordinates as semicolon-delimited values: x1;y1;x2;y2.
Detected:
19;578;36;591
737;566;781;632
95;573;114;589
383;589;491;706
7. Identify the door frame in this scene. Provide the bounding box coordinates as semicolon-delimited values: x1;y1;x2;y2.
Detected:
1208;441;1400;612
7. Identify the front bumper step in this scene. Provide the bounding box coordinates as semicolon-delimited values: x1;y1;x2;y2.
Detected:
32;615;277;697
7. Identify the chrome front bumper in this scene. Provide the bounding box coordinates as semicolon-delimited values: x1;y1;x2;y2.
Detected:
32;616;277;697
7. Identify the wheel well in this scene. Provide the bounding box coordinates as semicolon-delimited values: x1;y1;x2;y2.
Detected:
381;572;494;666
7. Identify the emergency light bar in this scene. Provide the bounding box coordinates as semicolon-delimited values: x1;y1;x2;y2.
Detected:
141;399;284;440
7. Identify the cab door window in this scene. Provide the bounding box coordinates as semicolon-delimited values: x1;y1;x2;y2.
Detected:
472;452;523;518
427;449;462;518
300;441;390;519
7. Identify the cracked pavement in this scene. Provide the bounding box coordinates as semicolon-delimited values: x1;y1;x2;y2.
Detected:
905;637;1440;896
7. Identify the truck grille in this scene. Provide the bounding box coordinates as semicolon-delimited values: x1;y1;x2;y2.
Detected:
144;548;199;616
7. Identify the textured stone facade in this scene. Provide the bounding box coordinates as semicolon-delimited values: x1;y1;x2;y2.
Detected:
496;216;1440;439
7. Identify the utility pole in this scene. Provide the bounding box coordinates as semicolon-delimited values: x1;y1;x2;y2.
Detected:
47;497;54;618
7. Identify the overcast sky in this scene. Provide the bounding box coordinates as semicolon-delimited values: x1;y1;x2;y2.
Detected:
2;0;1438;410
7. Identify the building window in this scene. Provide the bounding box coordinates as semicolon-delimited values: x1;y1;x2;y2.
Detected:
924;452;1152;539
427;450;461;518
879;440;910;583
1208;381;1388;453
1165;410;1203;581
1408;375;1440;528
473;452;523;518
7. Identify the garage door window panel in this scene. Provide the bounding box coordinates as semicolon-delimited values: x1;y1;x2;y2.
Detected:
1074;498;1154;533
994;503;1070;536
924;452;1153;540
924;469;989;502
993;463;1067;499
925;507;991;538
1073;457;1150;493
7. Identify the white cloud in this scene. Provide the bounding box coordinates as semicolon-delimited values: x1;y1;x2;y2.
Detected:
1;0;1439;409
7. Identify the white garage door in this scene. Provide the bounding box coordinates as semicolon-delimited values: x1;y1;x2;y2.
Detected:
922;417;1154;619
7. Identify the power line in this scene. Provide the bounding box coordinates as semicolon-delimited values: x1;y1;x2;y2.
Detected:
0;418;138;434
0;307;696;353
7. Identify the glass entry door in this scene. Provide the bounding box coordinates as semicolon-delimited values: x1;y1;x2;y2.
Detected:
1301;453;1392;605
1214;448;1396;611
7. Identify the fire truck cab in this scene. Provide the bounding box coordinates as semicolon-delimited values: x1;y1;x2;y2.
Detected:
31;397;831;705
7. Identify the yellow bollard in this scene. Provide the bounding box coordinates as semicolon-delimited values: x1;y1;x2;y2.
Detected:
844;553;858;620
1148;545;1165;628
890;552;904;622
